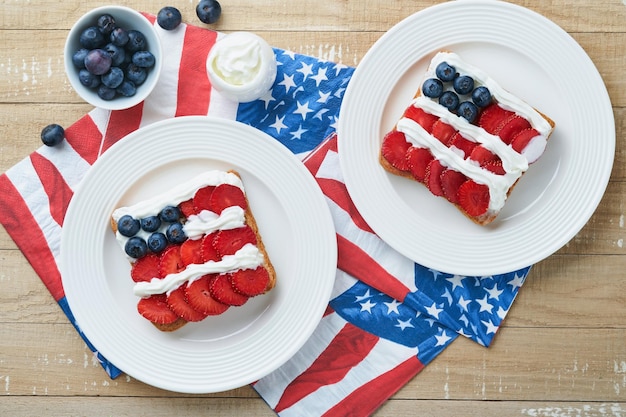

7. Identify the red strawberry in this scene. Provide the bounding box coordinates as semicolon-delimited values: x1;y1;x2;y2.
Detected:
469;145;499;166
201;232;221;262
158;245;185;278
483;161;506;175
497;115;531;144
230;267;270;297
166;287;208;322
137;294;180;324
510;128;540;153
407;147;433;182
210;274;249;306
130;253;160;282
478;103;515;134
179;198;198;217
458;180;490;217
212;226;257;256
449;132;478;159
424;159;445;197
381;130;411;171
404;106;439;132
192;185;216;212
180;238;204;266
440;169;467;204
431;120;457;145
185;275;230;315
209;184;247;214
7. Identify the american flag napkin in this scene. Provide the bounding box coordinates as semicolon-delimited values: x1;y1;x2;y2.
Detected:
0;14;530;416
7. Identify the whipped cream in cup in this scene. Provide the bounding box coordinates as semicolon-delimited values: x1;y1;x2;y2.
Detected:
207;32;277;103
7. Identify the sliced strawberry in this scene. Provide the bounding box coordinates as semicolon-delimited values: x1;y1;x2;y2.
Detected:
209;184;247;214
158;245;185;278
230;267;270;297
407;146;433;182
449;132;478;158
210;274;249;306
137;294;180;325
180;238;204;266
458;180;490;217
440;169;467;204
483;160;506;175
478;103;515;134
130;253;160;283
166;287;208;322
404;106;439;132
424;159;446;197
179;198;198;217
497;115;531;144
201;232;221;262
510;128;540;153
381;130;411;171
192;185;216;212
431;120;457;145
469;145;499;166
185;275;230;315
212;226;257;256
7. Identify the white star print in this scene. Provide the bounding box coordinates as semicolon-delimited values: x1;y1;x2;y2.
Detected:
395;318;414;330
313;108;330;120
269;115;287;134
290;125;307;140
278;73;297;93
476;295;494;313
355;289;372;302
282;50;295;60
429;269;444;280
384;299;400;315
317;90;331;103
296;62;314;80
311;67;328;86
496;306;509;319
508;273;525;290
441;288;453;306
485;284;503;300
294;100;314;119
446;274;465;290
425;302;443;319
481;319;498;335
258;90;275;109
333;62;348;76
459;314;469;327
360;300;376;313
458;295;471;312
435;330;453;346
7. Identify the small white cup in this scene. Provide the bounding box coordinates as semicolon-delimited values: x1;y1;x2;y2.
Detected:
207;32;277;103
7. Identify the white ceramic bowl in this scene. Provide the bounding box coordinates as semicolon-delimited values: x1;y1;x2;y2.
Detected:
64;6;163;110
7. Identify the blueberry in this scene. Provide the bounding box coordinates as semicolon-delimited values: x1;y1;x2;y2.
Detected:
132;50;155;68
166;222;187;244
101;67;124;89
422;78;444;98
435;61;456;82
453;75;474;95
126;30;147;52
157;6;183;30
439;91;460;111
196;0;222;24
72;48;89;69
97;84;117;100
125;236;148;259
104;43;126;67
141;215;161;232
78;69;101;88
159;205;181;223
97;14;116;35
84;49;112;75
116;80;137;97
40;124;65;147
458;101;479;123
125;64;147;85
117;214;140;237
147;233;168;253
471;86;492;107
79;26;106;49
110;27;129;47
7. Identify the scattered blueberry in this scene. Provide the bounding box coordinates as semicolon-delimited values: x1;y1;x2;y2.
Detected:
72;48;89;69
157;6;183;30
101;67;124;88
422;78;444;98
141;215;161;232
160;205;181;223
196;0;222;24
458;101;479;123
132;50;155;68
116;80;137;97
439;91;460;111
166;222;187;244
453;75;474;95
147;233;168;253
97;84;117;100
40;124;65;147
78;69;101;88
125;236;148;258
435;61;456;82
126;30;147;52
471;86;492;107
97;14;116;35
117;215;141;237
125;64;147;85
79;26;105;49
110;27;129;47
84;49;112;75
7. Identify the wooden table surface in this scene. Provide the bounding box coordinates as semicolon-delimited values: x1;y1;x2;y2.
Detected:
1;1;625;415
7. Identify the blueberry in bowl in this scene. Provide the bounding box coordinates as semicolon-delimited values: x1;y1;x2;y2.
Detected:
64;6;162;110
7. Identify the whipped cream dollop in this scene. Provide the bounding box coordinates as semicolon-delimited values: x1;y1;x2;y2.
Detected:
207;32;277;102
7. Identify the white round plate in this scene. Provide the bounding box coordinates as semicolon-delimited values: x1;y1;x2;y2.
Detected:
61;116;337;393
338;0;614;276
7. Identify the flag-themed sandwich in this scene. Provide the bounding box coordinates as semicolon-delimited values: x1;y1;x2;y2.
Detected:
380;51;555;225
110;170;276;331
